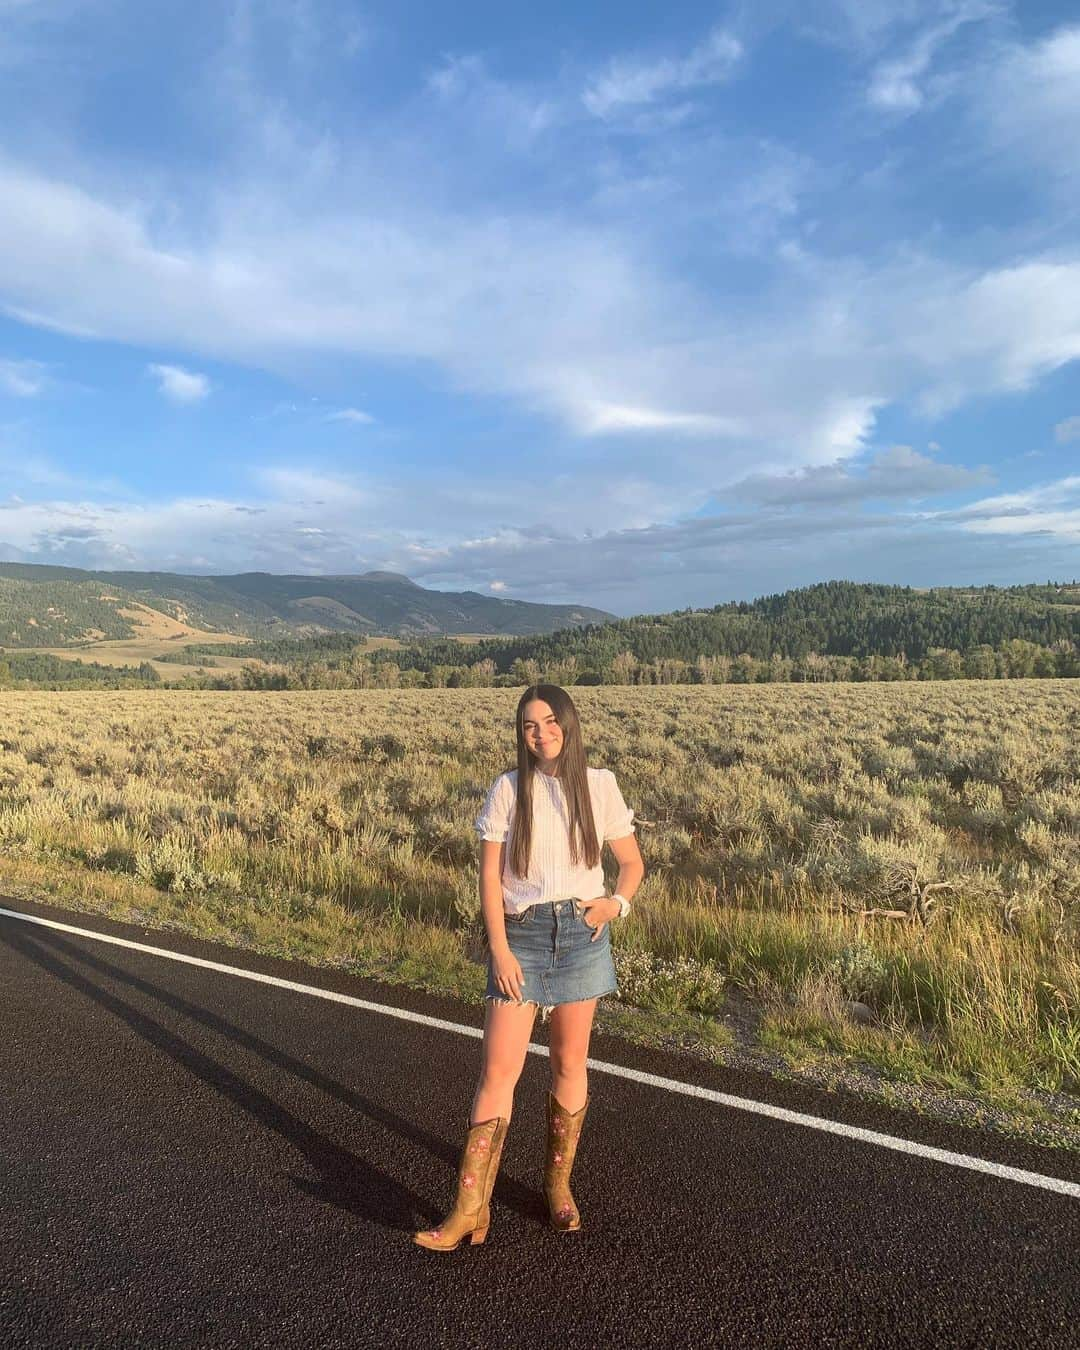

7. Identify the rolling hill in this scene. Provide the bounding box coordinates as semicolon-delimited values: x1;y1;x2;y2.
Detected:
0;563;614;647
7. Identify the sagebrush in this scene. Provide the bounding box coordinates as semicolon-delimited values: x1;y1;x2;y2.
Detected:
1;681;1076;1098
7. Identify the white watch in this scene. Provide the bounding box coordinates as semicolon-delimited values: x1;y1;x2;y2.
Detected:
612;893;631;918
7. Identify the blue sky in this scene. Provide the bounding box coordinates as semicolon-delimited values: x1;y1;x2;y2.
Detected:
0;0;1078;615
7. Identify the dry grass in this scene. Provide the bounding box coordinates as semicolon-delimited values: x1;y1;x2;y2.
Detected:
0;682;1077;1104
5;628;489;681
6;603;253;682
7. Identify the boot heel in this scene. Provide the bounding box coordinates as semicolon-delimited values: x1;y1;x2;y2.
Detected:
413;1120;507;1252
544;1092;589;1232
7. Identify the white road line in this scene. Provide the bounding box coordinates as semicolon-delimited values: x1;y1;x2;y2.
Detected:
3;905;1078;1200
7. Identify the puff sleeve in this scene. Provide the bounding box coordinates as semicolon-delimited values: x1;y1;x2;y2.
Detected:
601;770;635;840
475;773;515;843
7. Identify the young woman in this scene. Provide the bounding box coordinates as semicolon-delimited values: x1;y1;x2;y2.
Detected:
413;683;645;1251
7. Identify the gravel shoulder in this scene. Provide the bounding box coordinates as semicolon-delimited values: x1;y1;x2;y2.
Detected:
596;986;1080;1154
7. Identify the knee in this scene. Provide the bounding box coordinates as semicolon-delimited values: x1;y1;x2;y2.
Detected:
478;1060;525;1093
549;1048;586;1082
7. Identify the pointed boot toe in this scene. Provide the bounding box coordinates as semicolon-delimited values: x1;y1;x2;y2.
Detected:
543;1092;589;1232
413;1116;507;1252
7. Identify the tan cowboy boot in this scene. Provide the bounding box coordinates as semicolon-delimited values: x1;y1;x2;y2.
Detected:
414;1116;508;1251
544;1092;589;1231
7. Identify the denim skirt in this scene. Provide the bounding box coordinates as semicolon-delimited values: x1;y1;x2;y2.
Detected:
485;899;618;1015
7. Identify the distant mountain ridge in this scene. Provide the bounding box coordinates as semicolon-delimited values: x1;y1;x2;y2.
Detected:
0;562;614;646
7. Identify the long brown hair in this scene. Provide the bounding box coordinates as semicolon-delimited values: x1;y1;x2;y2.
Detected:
507;684;600;880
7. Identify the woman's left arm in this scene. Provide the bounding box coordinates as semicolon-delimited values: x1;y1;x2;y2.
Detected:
607;833;644;908
582;833;644;938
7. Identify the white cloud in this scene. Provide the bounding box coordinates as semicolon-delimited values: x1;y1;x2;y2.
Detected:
325;406;375;424
253;466;371;507
0;357;49;396
581;402;743;437
0;424;129;493
1054;415;1080;444
0;464;1075;610
2;2;1080;609
424;52;556;144
728;445;993;505
959;509;1080;538
868;45;934;111
428;53;481;99
3;151;1079;503
934;475;1080;539
866;2;999;112
971;24;1080;192
0;488;373;574
947;475;1080;514
11;141;1080;499
583;27;742;119
894;259;1080;414
0;447;80;489
147;362;211;404
3;10;1080;529
790;0;996;58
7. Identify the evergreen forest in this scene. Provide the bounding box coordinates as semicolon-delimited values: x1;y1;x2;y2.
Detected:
152;581;1080;691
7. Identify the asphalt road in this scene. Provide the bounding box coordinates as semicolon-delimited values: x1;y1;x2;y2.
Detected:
2;896;1078;1349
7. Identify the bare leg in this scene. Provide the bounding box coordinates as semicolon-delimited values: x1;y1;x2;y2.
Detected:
547;998;598;1112
471;1000;538;1124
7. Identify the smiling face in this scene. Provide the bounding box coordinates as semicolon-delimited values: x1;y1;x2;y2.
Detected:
521;699;565;771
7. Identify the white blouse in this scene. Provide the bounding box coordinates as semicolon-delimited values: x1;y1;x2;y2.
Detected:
475;766;635;915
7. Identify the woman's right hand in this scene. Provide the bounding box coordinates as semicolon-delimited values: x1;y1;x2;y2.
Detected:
490;945;526;1002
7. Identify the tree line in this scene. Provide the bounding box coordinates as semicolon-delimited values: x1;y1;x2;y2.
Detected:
5;581;1079;689
0;650;161;689
176;637;1078;691
170;581;1080;689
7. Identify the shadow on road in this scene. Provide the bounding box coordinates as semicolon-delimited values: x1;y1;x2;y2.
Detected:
1;924;544;1232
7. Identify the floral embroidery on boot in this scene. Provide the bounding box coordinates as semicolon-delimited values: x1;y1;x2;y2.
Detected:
544;1092;589;1232
413;1117;508;1251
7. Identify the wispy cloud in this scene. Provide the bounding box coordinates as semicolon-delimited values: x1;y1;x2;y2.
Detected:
866;2;1000;112
0;14;1075;506
0;357;50;397
1054;415;1080;444
728;446;993;505
8;138;1078;505
933;475;1080;539
792;0;988;57
581;402;743;437
424;52;556;145
583;27;742;119
0;2;1078;605
899;259;1080;414
0;448;84;489
0;427;130;494
325;406;375;424
969;24;1080;195
3;476;1074;609
147;363;211;404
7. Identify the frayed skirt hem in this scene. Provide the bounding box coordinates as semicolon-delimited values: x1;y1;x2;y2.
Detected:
483;987;618;1024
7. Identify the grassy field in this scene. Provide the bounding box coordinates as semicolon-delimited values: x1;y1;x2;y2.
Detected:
1;682;1077;1122
5;601;254;681
5;626;490;682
